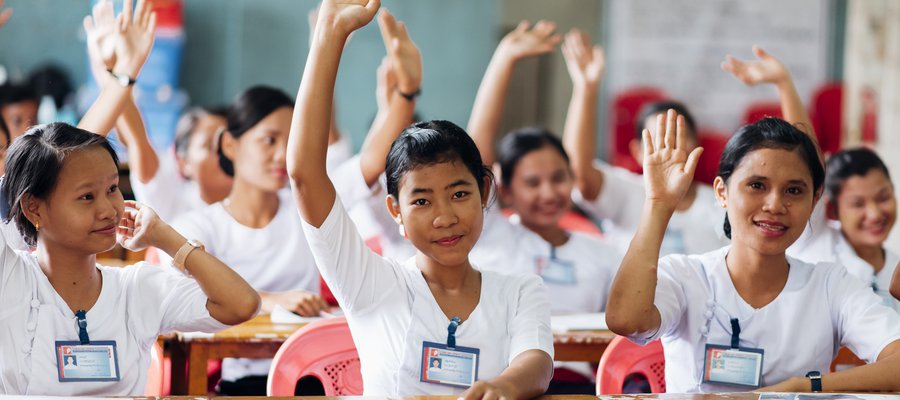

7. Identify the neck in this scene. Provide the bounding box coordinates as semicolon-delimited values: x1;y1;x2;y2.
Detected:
199;183;231;205
520;219;569;247
225;179;280;228
848;240;885;273
675;183;698;212
36;240;102;312
415;252;475;291
725;242;790;308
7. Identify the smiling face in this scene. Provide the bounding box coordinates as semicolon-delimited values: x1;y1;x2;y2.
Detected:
387;160;489;269
27;146;123;255
833;169;896;250
178;114;232;202
221;107;292;193
714;147;819;256
501;146;573;231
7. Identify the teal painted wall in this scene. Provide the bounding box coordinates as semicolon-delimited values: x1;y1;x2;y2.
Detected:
0;0;500;151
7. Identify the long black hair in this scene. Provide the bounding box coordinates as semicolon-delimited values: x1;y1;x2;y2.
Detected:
218;86;294;176
717;118;824;239
3;123;118;246
497;127;569;187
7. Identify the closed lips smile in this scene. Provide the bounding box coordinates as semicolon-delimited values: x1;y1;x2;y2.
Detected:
435;235;462;246
93;224;117;235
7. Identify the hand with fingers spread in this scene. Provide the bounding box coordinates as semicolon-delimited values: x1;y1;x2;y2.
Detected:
315;0;380;40
497;20;561;62
721;45;790;88
0;0;13;29
561;28;605;89
642;109;704;209
117;200;164;251
375;56;397;114
377;8;421;94
111;0;157;79
83;0;118;84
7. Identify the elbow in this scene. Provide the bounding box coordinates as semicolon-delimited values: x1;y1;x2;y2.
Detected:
606;307;653;338
227;292;261;325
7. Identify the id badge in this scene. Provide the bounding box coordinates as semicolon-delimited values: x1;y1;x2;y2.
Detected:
420;341;480;388
701;344;763;388
534;256;577;285
55;341;121;382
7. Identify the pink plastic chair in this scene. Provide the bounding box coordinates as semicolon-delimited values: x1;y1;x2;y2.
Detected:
145;342;166;396
610;87;669;174
267;317;362;396
596;336;666;394
742;101;783;125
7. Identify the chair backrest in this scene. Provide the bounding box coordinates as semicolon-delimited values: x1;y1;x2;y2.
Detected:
610;87;668;173
558;210;602;237
596;336;666;394
742;101;783;126
145;341;166;396
267;317;362;396
811;82;843;155
694;130;731;185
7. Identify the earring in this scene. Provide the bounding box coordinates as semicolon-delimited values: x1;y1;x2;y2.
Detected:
398;224;407;239
34;222;40;231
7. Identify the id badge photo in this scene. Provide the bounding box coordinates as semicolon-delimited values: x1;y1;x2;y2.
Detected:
701;344;764;388
420;341;480;388
56;341;121;382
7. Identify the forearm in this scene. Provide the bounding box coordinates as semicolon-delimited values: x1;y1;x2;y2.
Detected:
154;224;260;325
488;350;552;400
606;202;671;335
115;97;159;183
764;348;900;392
562;83;604;200
78;82;132;136
467;51;516;166
359;94;415;186
774;77;822;163
328;103;342;145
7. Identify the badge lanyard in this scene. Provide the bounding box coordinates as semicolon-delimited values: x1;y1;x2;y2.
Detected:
75;310;90;345
447;316;461;348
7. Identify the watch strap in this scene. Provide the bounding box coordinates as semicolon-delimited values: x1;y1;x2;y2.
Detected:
805;370;822;392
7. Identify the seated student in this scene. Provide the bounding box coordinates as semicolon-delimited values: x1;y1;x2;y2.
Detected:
0;122;259;396
563;77;727;256
606;109;900;392
289;1;553;399
0;82;37;141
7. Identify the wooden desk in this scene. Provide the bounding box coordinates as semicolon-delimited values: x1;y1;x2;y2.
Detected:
168;316;615;395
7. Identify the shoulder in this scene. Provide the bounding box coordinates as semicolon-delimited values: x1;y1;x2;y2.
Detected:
658;247;728;279
172;203;227;233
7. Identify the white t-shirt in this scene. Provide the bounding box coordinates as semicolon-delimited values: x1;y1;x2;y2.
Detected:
326;135;353;175
167;189;320;381
1;220;30;252
301;196;555;396
573;161;729;256
633;246;900;393
0;237;228;395
473;207;620;315
130;150;208;222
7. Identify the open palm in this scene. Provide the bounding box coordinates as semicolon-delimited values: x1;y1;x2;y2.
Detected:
113;0;156;78
643;110;704;207
721;45;789;87
83;0;118;79
318;0;380;37
377;9;421;94
562;28;604;87
499;20;561;61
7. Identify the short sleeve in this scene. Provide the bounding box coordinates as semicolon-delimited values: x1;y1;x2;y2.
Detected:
126;263;230;337
507;274;554;362
830;264;900;362
573;161;645;229
130;151;189;222
0;224;30;306
301;195;408;314
630;254;690;345
330;155;380;209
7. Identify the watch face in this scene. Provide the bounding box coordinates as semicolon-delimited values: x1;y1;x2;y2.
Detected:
117;74;130;87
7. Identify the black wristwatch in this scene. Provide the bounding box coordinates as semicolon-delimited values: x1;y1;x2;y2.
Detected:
805;370;822;392
107;69;137;87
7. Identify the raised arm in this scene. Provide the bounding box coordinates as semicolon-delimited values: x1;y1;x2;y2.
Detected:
467;21;560;166
561;29;606;201
288;0;380;226
357;9;421;186
722;45;822;165
83;1;159;183
78;0;155;136
606;110;703;336
117;201;259;325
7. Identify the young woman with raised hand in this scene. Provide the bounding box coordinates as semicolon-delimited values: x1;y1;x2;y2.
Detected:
0;122;258;396
289;1;553;398
605;109;900;392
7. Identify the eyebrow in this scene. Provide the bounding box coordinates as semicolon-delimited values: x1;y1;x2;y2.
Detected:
746;175;809;187
409;179;474;195
73;173;120;191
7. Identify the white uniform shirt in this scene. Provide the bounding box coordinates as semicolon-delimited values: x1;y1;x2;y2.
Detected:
633;246;900;393
301;197;554;396
0;240;228;395
131;151;207;222
573;161;729;256
473;207;620;315
166;189;320;380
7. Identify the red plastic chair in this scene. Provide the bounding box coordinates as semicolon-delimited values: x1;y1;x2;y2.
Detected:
694;130;731;185
558;210;602;237
810;82;843;155
596;336;666;394
267;317;362;396
145;342;166;396
742;101;783;125
610;87;669;173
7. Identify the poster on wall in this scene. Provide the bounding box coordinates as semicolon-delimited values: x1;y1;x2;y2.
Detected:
606;0;831;134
